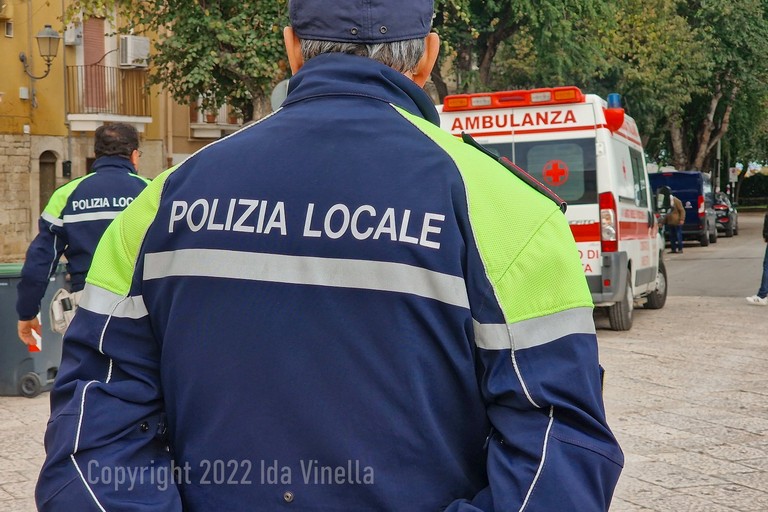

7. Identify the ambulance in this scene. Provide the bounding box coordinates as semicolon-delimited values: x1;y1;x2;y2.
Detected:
439;86;667;330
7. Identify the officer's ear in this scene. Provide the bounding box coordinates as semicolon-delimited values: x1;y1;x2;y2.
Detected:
411;33;440;87
129;149;140;170
283;27;304;74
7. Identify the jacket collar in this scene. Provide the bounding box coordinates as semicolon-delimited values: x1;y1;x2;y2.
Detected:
90;155;137;174
283;53;440;126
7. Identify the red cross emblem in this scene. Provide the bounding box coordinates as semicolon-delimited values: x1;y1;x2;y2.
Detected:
543;160;569;186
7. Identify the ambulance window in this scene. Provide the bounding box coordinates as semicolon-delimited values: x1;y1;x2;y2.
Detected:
630;149;648;207
513;139;597;205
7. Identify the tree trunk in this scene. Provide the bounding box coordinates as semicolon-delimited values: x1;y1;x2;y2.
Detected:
431;66;449;102
251;93;271;122
691;87;723;171
477;19;519;87
668;114;688;170
701;87;738;174
455;45;474;93
478;37;499;87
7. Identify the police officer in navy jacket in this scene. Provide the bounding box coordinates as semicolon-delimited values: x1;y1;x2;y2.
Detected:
16;123;150;346
36;1;623;510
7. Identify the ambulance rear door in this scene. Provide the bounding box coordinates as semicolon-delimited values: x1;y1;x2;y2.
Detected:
439;100;602;290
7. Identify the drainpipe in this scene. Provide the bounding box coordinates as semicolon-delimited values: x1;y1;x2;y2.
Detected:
165;90;174;169
61;0;72;171
26;0;37;109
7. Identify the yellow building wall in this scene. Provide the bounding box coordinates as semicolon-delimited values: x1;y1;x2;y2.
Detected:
0;0;166;260
0;0;66;136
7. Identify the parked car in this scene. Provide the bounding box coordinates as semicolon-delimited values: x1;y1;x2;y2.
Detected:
713;191;739;237
648;171;718;246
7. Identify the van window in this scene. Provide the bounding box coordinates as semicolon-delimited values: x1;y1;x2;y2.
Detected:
702;175;713;196
499;139;597;205
630;148;648;207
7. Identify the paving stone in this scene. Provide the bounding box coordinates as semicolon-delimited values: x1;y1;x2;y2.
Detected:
641;491;742;512
717;471;768;493
1;291;766;510
623;460;729;489
652;451;755;476
680;484;768;512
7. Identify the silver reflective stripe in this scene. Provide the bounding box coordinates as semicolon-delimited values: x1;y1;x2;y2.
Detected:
79;284;148;319
63;211;121;224
473;307;595;351
42;211;63;227
144;249;470;309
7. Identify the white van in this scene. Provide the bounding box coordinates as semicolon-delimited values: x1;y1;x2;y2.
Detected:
439;86;667;330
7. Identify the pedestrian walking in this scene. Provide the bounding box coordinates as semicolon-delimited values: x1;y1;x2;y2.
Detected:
16;123;150;346
746;210;768;306
35;1;623;511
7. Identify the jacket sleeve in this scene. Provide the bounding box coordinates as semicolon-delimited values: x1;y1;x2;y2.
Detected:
16;215;67;320
763;213;768;241
447;211;624;512
35;179;182;511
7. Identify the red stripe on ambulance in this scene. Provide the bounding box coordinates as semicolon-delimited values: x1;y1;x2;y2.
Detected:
569;223;600;243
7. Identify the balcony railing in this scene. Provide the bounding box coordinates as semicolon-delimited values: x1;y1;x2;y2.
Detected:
66;65;151;117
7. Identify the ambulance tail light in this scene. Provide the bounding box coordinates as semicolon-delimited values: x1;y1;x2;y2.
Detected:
698;195;705;218
600;192;618;253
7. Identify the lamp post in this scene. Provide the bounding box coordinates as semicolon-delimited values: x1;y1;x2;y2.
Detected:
19;25;61;80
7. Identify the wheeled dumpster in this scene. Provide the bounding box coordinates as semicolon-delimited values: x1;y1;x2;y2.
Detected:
0;263;65;397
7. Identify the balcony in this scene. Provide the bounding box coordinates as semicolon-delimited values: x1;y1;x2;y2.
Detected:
189;102;243;139
65;65;152;132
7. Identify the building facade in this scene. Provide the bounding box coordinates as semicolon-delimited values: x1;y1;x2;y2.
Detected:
0;0;240;262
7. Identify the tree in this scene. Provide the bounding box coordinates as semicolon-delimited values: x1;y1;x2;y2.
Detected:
668;0;768;171
718;84;768;201
594;0;711;156
432;0;612;100
67;0;289;120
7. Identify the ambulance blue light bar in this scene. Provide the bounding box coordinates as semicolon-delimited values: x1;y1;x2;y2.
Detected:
442;86;586;112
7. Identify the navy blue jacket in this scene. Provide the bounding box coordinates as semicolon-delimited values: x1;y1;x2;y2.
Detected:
37;54;622;511
16;156;150;320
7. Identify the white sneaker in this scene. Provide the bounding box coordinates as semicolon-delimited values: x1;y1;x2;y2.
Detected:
746;295;768;306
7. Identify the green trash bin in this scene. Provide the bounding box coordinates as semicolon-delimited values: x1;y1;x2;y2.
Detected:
0;263;66;398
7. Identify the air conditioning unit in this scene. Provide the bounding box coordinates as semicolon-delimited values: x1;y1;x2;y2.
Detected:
64;23;83;46
119;35;150;68
0;0;14;20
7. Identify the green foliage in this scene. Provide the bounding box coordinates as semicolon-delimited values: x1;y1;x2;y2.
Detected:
63;0;768;164
674;0;768;168
598;0;711;159
433;0;612;94
727;86;768;166
740;173;768;199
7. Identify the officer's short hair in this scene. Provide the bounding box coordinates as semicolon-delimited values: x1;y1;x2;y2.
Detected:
299;39;426;74
290;0;432;73
94;123;140;158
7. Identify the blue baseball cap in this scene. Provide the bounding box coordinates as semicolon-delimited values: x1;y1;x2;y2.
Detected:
289;0;434;44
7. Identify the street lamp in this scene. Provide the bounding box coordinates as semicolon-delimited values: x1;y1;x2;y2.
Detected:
19;25;61;80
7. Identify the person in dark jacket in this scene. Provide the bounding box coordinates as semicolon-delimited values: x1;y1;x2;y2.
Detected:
35;1;623;511
16;123;150;346
746;211;768;305
658;185;686;253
